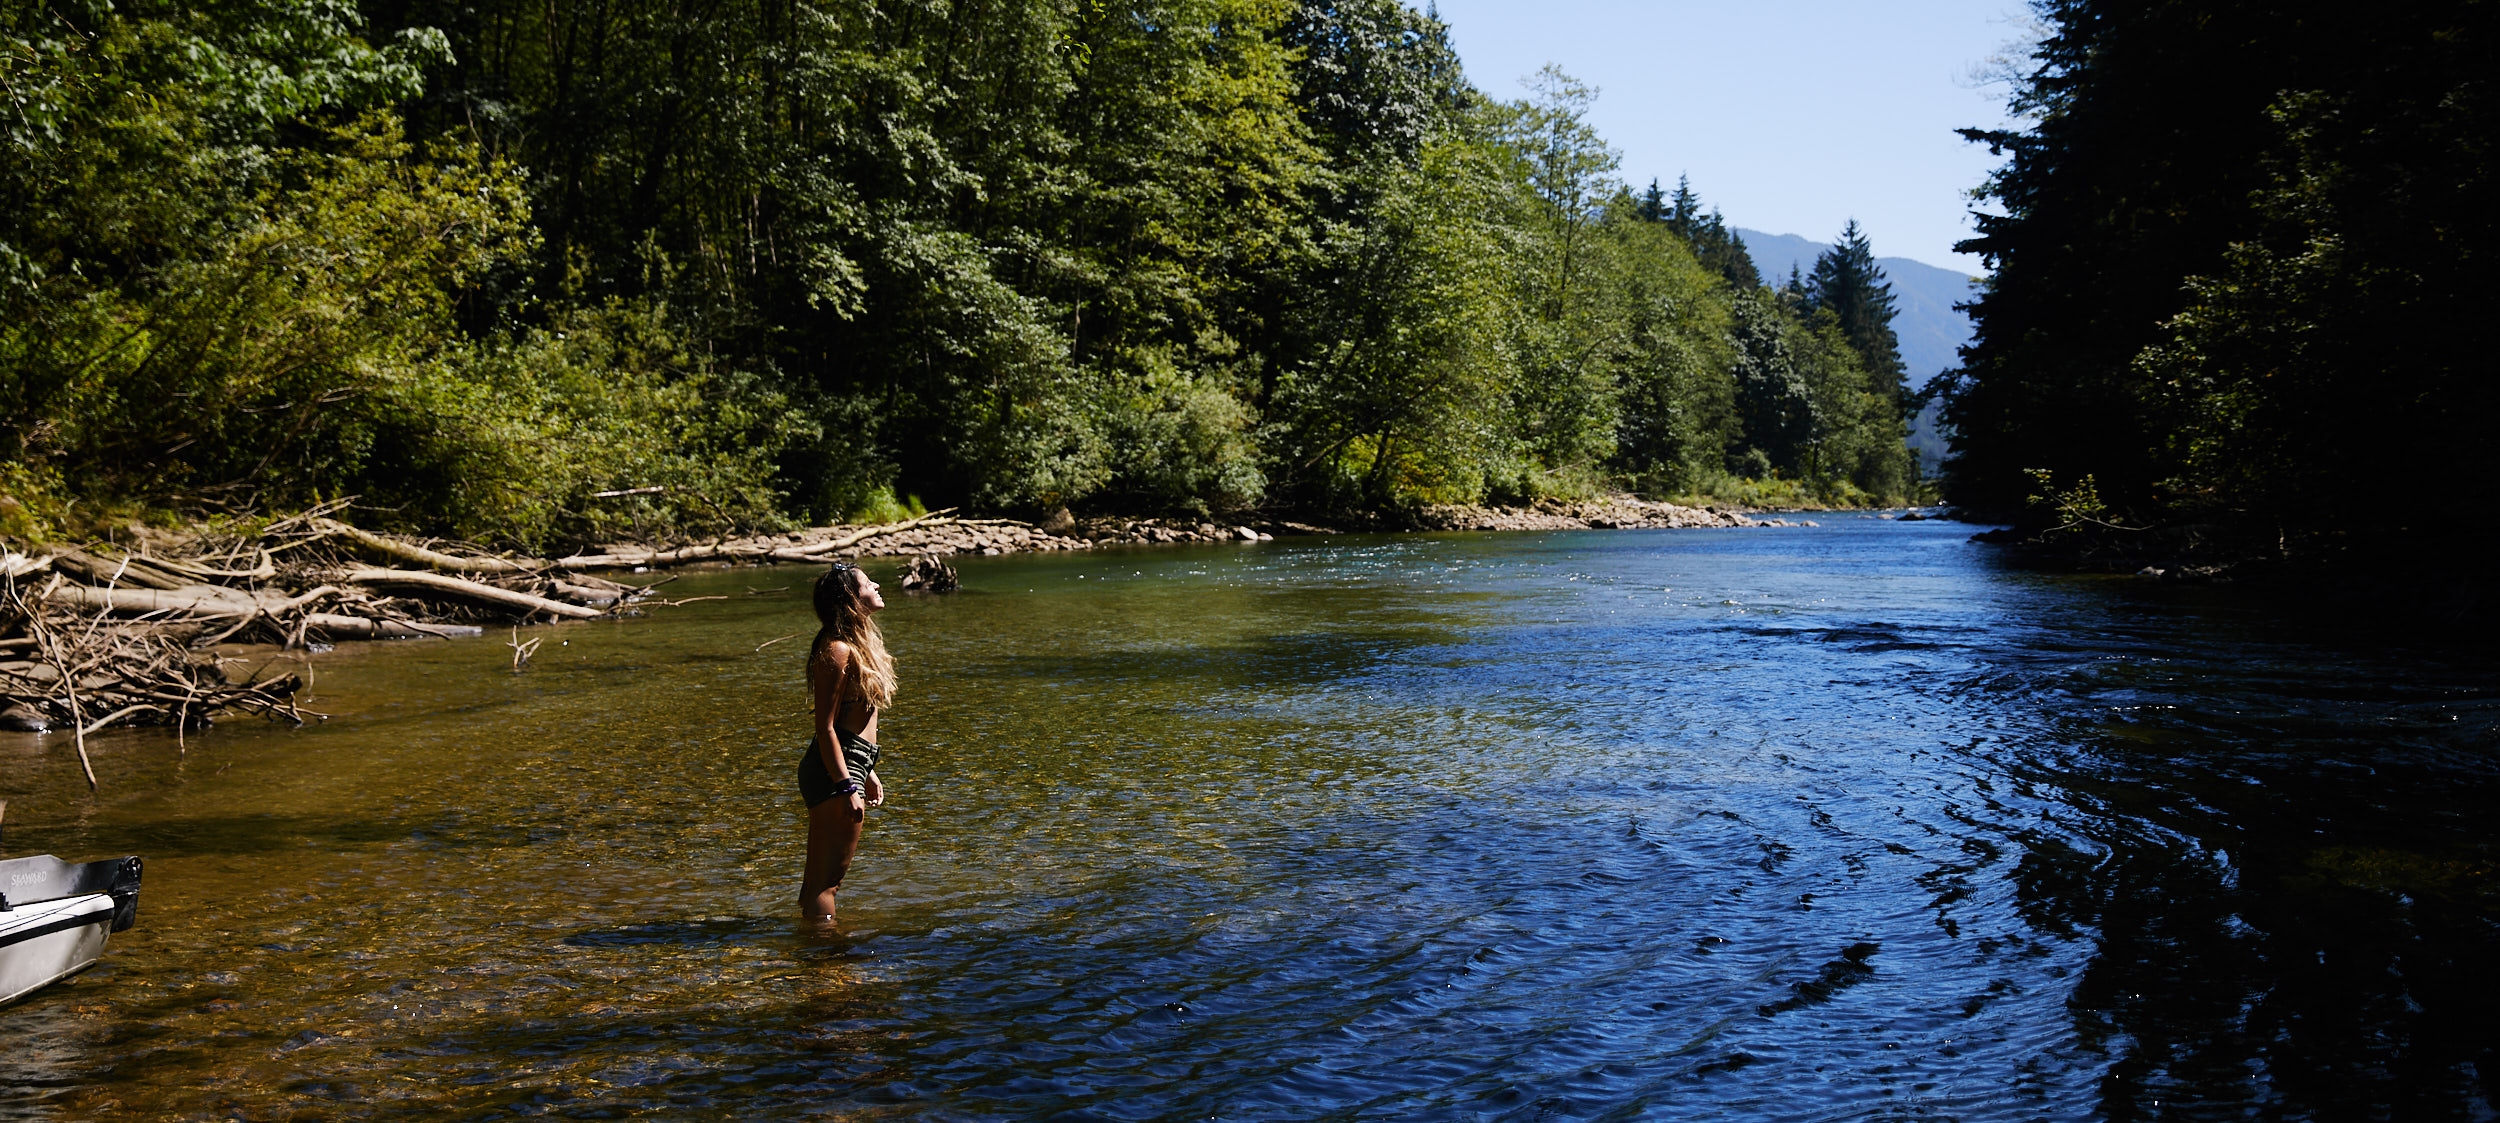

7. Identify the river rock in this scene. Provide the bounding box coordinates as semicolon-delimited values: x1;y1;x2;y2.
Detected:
1420;494;1768;531
0;703;50;731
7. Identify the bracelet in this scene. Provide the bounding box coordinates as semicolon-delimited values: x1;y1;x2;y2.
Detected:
833;780;864;797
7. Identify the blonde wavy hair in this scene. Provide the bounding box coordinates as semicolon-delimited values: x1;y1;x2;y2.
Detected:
808;562;895;708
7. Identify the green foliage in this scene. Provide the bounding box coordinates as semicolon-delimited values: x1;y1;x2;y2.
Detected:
1802;219;1906;392
0;461;64;543
2022;468;2127;534
418;300;810;546
1268;132;1518;510
1491;68;1625;496
1945;0;2496;560
1655;174;1760;289
7;0;1929;535
1609;217;1737;495
20;116;531;500
1727;290;1816;474
844;488;928;527
1100;347;1267;515
1667;468;1886;511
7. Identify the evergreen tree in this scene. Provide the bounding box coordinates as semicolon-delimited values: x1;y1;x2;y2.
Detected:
1639;175;1756;289
1667;174;1702;240
1696;209;1761;289
1946;0;2496;568
1801;220;1905;394
1943;0;2285;516
1637;178;1667;223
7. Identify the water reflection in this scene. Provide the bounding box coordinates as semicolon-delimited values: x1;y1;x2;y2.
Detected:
1976;598;2500;1121
0;519;2492;1119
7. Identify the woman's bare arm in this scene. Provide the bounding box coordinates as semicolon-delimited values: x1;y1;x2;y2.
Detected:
812;642;859;786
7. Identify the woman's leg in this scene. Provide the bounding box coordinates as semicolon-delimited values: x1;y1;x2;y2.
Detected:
800;797;864;919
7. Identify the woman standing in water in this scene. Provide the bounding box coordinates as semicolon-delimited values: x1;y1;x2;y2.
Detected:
797;561;893;922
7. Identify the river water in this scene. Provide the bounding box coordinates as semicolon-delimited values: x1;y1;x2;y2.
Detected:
2;518;2493;1120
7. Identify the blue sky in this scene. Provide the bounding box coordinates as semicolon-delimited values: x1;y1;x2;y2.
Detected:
1428;0;2027;275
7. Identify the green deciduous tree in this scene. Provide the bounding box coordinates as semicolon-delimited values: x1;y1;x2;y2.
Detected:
2;0;1928;539
1268;133;1515;508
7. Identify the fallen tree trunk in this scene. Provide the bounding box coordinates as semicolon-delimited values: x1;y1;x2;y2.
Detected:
791;509;964;554
43;583;276;616
340;568;607;619
553;509;963;569
310;518;541;574
301;613;484;640
548;579;620;608
550;541;777;569
148;550;277;583
48;548;201;591
2;583;310;779
45;569;602;631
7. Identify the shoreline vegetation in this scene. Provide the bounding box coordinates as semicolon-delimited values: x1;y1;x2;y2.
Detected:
0;495;1830;768
2;0;1924;568
1934;2;2491;576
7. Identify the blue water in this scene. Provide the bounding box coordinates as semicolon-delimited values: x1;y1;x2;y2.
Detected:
2;517;2493;1119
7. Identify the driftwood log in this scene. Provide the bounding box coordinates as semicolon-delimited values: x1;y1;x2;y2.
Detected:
1;580;307;787
307;518;537;574
287;509;983;572
1;505;1082;750
44;583;271;614
552;508;966;568
300;614;482;640
339;569;606;619
38;581;490;642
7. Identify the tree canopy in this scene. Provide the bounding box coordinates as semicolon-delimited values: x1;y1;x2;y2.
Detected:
1938;0;2495;567
1;0;1920;547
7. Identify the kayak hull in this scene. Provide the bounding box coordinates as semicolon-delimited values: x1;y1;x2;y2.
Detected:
0;893;114;1006
0;854;143;1007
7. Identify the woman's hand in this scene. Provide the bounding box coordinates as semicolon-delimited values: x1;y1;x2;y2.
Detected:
863;770;885;808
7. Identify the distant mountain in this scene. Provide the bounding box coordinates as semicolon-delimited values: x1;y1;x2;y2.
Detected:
1736;228;1980;476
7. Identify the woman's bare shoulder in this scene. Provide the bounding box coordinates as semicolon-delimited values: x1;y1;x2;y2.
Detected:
812;638;857;671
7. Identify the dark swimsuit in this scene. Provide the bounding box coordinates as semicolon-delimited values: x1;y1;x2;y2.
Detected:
797;726;880;808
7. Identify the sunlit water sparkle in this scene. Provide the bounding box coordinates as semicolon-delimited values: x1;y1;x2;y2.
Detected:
3;518;2493;1120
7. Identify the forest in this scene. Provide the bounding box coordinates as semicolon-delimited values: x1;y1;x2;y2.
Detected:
0;0;1916;549
1940;0;2496;569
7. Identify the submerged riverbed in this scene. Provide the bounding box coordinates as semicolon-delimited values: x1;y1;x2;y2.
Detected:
2;518;2494;1120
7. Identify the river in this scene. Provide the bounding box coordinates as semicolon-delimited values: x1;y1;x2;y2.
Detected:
2;517;2494;1120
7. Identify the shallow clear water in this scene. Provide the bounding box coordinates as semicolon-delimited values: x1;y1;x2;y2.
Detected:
2;519;2494;1120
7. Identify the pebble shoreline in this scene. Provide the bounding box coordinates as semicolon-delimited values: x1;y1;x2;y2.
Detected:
654;496;1817;568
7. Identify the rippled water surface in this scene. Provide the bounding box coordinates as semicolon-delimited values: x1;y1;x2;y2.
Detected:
3;519;2495;1120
